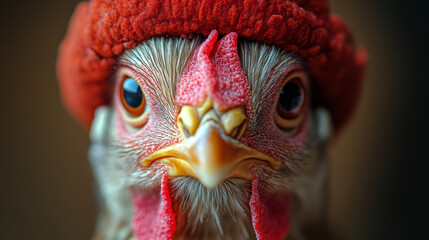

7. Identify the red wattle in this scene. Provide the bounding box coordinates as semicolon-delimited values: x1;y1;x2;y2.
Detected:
131;173;176;240
250;177;291;240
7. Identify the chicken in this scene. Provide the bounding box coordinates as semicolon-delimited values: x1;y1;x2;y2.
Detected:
57;1;366;240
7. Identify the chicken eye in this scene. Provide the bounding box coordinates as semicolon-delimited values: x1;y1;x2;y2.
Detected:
275;73;307;130
277;79;303;119
120;77;146;117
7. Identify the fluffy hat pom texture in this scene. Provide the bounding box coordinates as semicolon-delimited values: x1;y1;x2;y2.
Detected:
57;0;366;131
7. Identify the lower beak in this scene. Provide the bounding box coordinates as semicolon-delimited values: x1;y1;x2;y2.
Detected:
141;121;279;188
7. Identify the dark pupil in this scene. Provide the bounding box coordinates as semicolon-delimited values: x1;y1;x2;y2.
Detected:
123;78;143;108
279;81;302;111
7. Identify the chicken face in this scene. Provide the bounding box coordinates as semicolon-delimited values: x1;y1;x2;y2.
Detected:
89;30;332;240
57;1;367;239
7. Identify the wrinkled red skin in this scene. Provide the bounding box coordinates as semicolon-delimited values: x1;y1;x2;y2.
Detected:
132;173;176;240
251;177;291;240
176;30;250;111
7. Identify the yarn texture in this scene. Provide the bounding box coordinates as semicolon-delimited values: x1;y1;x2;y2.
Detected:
57;0;366;130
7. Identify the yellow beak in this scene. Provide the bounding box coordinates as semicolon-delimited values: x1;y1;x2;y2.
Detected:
141;100;279;188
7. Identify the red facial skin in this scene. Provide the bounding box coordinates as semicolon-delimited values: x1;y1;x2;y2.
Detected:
114;30;309;240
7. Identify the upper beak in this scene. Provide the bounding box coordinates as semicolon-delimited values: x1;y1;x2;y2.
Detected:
141;100;279;188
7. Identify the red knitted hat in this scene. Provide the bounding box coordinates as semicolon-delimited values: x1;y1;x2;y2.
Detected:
57;0;366;131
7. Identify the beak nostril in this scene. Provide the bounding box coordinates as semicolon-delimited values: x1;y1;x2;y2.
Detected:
178;120;192;138
177;99;247;140
177;106;199;138
221;107;247;140
229;120;247;140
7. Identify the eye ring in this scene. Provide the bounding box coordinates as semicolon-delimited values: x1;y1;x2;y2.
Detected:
118;73;149;128
274;72;307;130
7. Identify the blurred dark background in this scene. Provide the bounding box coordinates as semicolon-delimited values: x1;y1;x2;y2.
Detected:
0;0;427;239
